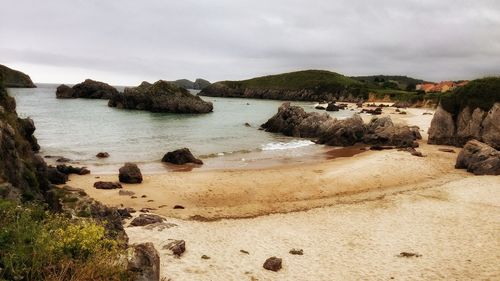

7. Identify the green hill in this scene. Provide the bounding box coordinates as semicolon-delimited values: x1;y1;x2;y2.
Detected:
0;64;36;88
351;75;427;91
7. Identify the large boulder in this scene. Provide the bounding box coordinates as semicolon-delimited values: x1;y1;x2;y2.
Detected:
455;140;500;175
428;105;456;145
364;116;421;147
108;80;213;114
162;148;203;165
71;79;118;99
316;115;366;146
481;103;500;150
127;243;160;281
47;166;68;184
55;84;76;99
119;163;143;184
94;181;122;190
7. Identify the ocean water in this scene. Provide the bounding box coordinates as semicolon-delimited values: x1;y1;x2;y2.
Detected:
8;84;354;171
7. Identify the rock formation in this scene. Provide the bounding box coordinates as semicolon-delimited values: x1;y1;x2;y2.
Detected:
162;148;203;165
55;84;75;98
0;64;36;88
455;140;500;175
108;80;213;114
263;257;282;271
127;243;160;281
119;163;143;184
428;78;500;149
130;214;164;226
94;181;123;190
56;79;118;99
262;103;421;148
171;78;211;90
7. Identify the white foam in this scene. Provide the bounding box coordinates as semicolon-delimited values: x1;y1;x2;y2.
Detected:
261;140;315;151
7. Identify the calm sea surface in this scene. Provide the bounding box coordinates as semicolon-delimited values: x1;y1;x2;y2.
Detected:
8;84;354;172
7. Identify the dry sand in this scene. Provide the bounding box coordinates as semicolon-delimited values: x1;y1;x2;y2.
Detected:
66;107;500;280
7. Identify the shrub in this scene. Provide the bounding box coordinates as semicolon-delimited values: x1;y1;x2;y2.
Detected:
440;77;500;115
0;199;128;281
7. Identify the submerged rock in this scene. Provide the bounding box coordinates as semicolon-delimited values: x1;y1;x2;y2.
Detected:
127;243;160;281
162;148;203;165
108;80;213;114
96;152;110;158
119;163;143;184
455;140;500;175
263;257;282;271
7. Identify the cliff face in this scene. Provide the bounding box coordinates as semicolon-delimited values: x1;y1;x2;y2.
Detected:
0;64;36;88
108;80;213;114
0;78;49;200
428;78;500;150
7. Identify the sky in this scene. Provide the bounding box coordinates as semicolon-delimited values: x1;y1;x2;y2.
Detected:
1;0;500;85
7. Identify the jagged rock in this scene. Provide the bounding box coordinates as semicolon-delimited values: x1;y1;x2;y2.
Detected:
163;239;186;256
128;243;160;281
455;140;500;175
364;116;421;148
47;166;68;184
71;79;118;99
94;181;122;189
55;84;76;98
108;80;213;114
56;164;90;175
456;107;486;144
130;214;164;226
17;117;40;151
261;102;331;138
96;152;110;158
481;103;500;150
162;148;203;165
263;257;282;271
119;163;143;184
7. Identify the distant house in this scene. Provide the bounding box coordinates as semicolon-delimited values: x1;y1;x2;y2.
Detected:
417;83;437;92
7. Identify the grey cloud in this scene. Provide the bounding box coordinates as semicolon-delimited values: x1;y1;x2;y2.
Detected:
1;0;499;84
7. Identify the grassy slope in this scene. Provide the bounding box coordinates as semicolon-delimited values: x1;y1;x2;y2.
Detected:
0;64;36;88
351;75;426;90
438;77;500;114
220;70;362;90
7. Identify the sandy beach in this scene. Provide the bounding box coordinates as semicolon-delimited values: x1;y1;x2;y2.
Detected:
65;107;500;280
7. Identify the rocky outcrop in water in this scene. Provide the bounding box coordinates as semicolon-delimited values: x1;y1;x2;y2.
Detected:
0;64;36;88
108;80;213;114
262;103;421;147
428;103;500;150
56;79;118;99
171;78;211;90
56;84;75;98
455;140;500;175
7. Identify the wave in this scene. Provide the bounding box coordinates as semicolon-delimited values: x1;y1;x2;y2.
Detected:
261;140;315;151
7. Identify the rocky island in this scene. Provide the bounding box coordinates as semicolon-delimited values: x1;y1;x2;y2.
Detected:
56;79;118;99
171;78;211;90
108;80;213;114
0;64;36;88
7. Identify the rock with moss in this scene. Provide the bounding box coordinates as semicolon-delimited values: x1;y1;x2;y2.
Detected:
428;77;500;149
108;80;213;114
0;64;36;88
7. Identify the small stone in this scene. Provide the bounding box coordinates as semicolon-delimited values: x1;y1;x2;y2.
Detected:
438;148;455;153
240;250;249;254
398;252;422;258
130;214;164;226
289;249;303;255
201;255;210;260
263;257;282;271
173;205;185;209
118;190;135;196
96;152;110;158
93;181;122;190
163;239;185;256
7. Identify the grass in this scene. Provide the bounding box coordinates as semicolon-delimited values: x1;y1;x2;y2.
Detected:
220;70;362;90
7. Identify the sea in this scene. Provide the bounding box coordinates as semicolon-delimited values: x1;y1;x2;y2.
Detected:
8;84;355;173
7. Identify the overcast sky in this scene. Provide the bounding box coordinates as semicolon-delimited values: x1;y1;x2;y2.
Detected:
1;0;500;85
